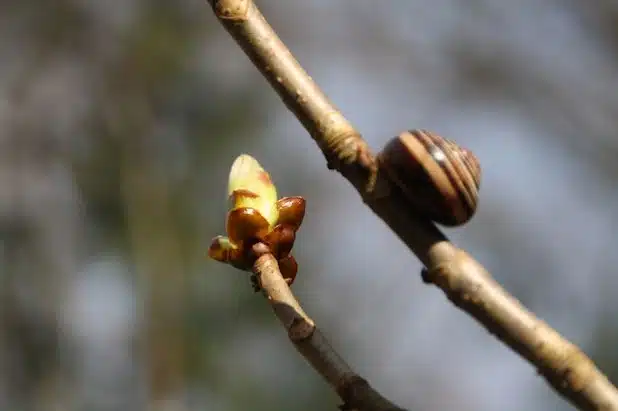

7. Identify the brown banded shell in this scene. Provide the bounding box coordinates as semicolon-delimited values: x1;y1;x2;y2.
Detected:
377;129;481;226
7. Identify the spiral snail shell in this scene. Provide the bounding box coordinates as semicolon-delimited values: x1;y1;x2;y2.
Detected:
377;129;481;226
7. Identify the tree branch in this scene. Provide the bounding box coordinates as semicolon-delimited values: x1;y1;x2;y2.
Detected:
207;1;618;410
251;245;405;411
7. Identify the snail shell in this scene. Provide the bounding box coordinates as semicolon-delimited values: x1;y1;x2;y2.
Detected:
377;129;481;226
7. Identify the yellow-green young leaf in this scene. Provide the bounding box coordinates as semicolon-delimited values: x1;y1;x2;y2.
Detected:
227;154;279;227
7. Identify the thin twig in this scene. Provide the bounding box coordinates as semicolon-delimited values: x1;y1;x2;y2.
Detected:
251;244;406;411
207;1;618;410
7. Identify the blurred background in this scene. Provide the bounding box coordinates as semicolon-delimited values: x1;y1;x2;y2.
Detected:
1;1;617;410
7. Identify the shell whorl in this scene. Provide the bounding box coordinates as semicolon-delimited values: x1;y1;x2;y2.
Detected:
377;129;481;226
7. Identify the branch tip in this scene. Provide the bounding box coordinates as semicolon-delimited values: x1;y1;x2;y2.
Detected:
212;0;250;21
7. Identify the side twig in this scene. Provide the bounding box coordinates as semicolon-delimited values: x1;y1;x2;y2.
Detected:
207;1;618;410
251;244;406;411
